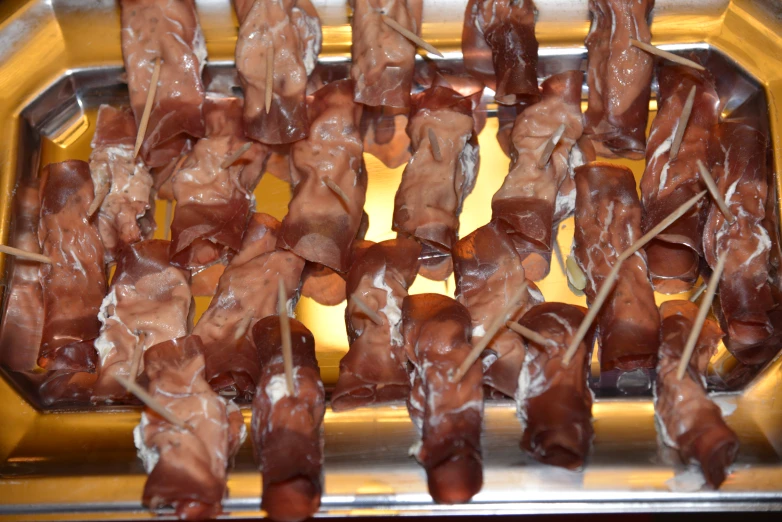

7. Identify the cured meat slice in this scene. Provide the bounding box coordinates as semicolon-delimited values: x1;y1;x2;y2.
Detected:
392;85;480;280
403;293;483;504
703;122;774;357
655;300;738;489
573;163;660;372
332;237;421;411
89;105;154;263
170;96;269;270
462;0;539;105
93;240;191;402
234;0;322;144
515;302;595;470
583;0;654;159
640;62;719;294
134;336;245;520
194;213;305;398
251;316;325;522
277;80;367;273
491;70;586;280
120;0;207;167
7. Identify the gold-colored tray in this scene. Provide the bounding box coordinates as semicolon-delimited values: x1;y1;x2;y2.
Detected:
2;0;782;518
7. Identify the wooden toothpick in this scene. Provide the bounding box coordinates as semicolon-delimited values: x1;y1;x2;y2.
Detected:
0;245;52;264
88;180;110;217
134;57;162;158
552;238;567;277
277;280;295;396
428;128;442;162
351;293;384;326
676;251;728;380
696;159;735;223
689;282;707;302
381;15;443;57
537;124;566;169
629;39;706;71
669;85;697;161
323;176;351;209
221;142;253;170
506;320;554;347
265;42;274;114
451;281;529;383
114;374;189;430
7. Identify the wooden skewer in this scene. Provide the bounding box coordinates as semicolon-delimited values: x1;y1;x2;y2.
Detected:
114;374;189;430
128;332;147;382
669;85;697;161
552;238;567;277
277;280;295;396
323;176;351;209
87;180;110;217
221;142;253;170
676;251;728;380
265;42;274;114
381;15;444;57
351;293;384;326
689;282;707;302
0;245;52;264
537;124;566;169
506;320;553;347
134;57;162;158
233;310;255;341
451;281;529;383
164;200;173;241
428;128;442;162
696;159;735;223
629;39;706;71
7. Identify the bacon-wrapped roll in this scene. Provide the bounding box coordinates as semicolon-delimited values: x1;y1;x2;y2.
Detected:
93;240;191;402
332;237;421;411
37;161;107;403
583;0;654;159
120;0;207;168
703;123;774;360
234;0;321;144
655;300;738;489
170;97;269;270
515;303;595;470
392;86;480;280
453;222;543;398
278;80;367;273
491;71;586;281
194;213;305;398
403;294;483;504
640;62;719;294
134;336;245;520
350;0;422;108
89;105;154;263
251;316;325;522
573;163;660;372
462;0;538;106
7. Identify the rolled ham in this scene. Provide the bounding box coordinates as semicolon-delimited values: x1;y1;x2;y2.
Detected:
194;213;305;398
251;316;325;522
89;105;154;263
640;61;719;294
392;86;480;280
515;302;595;470
92;240;192;402
583;0;654;159
453;222;544;398
120;0;207;168
277;80;367;273
491;70;587;281
573;162;660;372
462;0;539;106
331;237;421;411
403;293;483;504
170;96;269;270
134;336;246;520
234;0;322;144
655;300;738;489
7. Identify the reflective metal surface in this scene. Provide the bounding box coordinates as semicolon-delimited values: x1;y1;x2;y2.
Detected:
1;0;782;518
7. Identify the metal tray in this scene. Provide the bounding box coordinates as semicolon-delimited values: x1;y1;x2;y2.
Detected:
2;0;782;517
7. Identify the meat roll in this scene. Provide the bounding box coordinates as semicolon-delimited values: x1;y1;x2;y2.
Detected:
515;303;596;470
655;300;738;489
134;336;246;520
331;237;421;411
583;0;654;158
251;316;325;522
403;294;483;504
573;162;660;372
234;0;322;144
194;213;305;398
